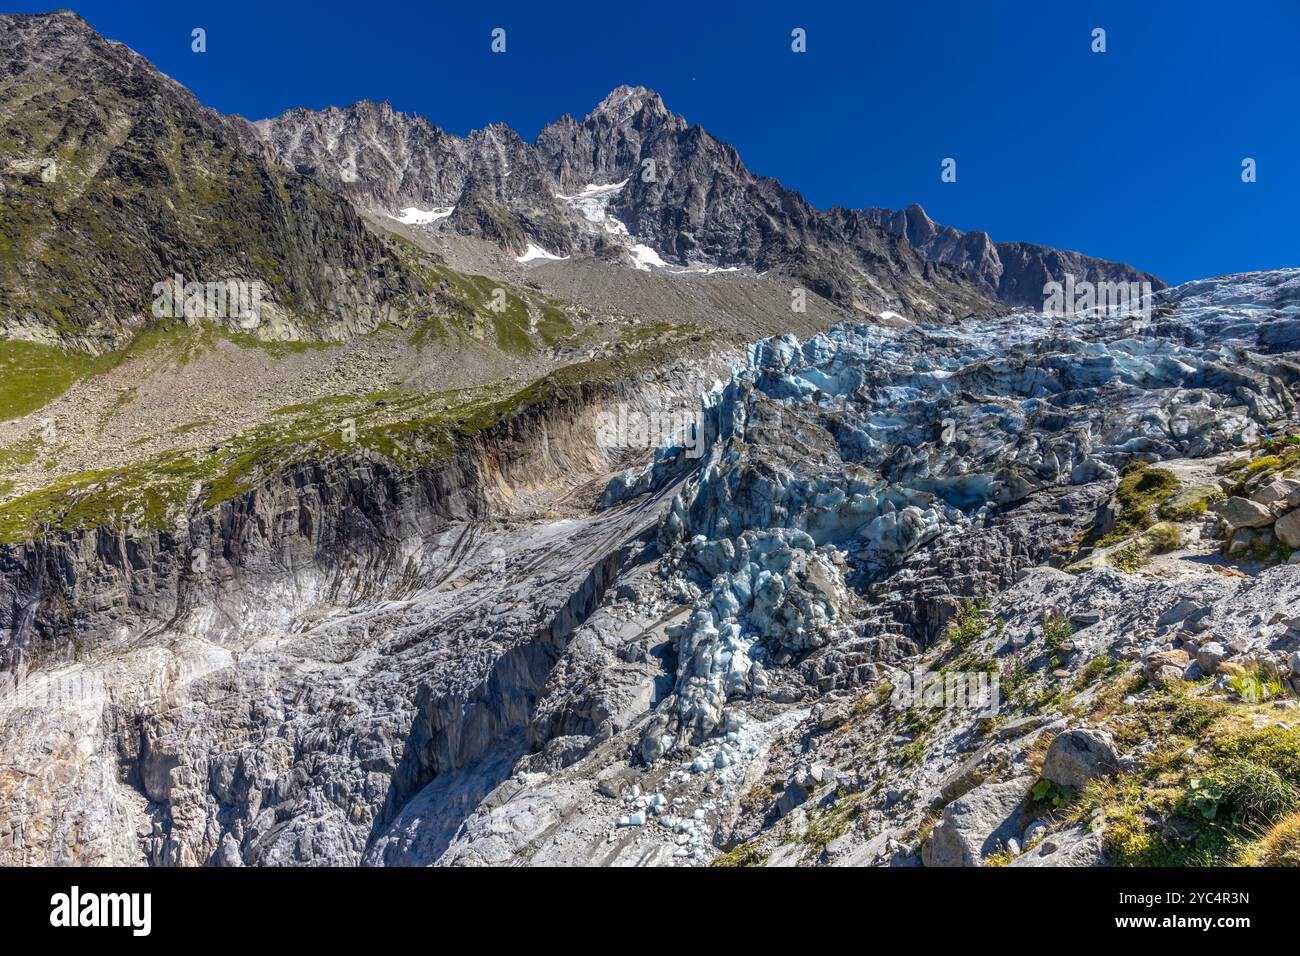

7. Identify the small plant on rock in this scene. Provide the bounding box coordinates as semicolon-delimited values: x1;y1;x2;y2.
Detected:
1001;652;1035;709
1042;608;1074;651
1112;543;1149;573
1145;522;1183;553
1031;778;1073;809
948;599;987;651
1073;653;1123;692
1187;777;1225;820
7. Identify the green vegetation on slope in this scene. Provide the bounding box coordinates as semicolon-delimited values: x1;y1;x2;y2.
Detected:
0;384;502;543
1070;687;1300;866
0;322;726;545
1099;461;1181;545
0;340;121;421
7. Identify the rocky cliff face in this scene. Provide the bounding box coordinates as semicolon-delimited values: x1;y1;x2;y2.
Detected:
0;367;692;864
860;203;1168;308
0;11;438;350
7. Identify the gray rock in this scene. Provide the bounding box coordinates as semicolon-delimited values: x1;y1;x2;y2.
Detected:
1040;729;1119;789
763;843;803;867
934;747;997;806
835;831;892;867
217;833;244;868
1252;478;1300;507
1216;496;1276;529
994;715;1048;740
1197;642;1228;674
1069;610;1104;629
1157;598;1208;627
776;780;811;818
1276;509;1300;549
1008;826;1105;867
921;777;1031;867
1022;820;1048;847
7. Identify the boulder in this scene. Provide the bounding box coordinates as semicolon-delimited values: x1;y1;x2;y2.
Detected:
1275;509;1300;549
1023;820;1048;847
993;715;1049;740
1040;729;1119;789
775;779;811;817
921;777;1031;867
1008;826;1105;867
1216;496;1275;530
1157;599;1208;628
1252;478;1300;507
934;749;995;807
1069;609;1103;629
835;831;891;867
1197;642;1228;674
1146;648;1191;670
1153;664;1185;686
1227;529;1255;554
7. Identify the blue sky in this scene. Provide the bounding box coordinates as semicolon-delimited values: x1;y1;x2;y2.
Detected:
11;1;1299;283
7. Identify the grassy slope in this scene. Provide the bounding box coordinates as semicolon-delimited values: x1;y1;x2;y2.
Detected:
0;312;720;545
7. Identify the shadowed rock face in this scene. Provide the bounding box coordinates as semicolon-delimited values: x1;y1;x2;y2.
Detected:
859;203;1168;308
0;11;437;348
0;373;688;865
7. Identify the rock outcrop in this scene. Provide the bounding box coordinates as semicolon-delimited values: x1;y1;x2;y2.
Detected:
861;203;1167;308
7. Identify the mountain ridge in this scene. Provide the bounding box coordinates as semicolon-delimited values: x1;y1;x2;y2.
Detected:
254;83;1165;314
254;89;988;319
861;202;1166;308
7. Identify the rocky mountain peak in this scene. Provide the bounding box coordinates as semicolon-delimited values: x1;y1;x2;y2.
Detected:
585;84;675;129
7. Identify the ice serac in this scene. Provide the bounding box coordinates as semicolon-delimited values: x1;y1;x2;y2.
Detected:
618;270;1297;763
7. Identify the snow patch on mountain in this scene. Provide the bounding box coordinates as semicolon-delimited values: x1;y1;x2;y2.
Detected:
390;206;454;225
555;179;673;272
630;243;667;271
557;180;629;221
516;242;569;263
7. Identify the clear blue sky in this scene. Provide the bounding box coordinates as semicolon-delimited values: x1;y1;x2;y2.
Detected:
11;1;1299;283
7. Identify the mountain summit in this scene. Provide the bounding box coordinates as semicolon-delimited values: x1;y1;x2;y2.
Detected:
0;7;1164;335
584;85;677;128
